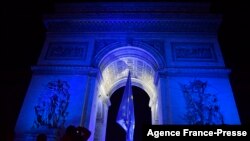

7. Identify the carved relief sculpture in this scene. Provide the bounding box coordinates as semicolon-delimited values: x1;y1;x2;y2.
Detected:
33;80;70;128
180;80;224;125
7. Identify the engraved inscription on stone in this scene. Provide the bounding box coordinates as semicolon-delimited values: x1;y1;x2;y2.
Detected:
46;42;88;60
172;42;217;62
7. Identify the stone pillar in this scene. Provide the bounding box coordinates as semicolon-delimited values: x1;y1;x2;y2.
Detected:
94;95;110;141
80;71;98;127
156;72;172;124
150;99;158;125
80;70;100;141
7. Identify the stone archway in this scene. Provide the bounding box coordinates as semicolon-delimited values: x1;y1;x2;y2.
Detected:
93;45;163;141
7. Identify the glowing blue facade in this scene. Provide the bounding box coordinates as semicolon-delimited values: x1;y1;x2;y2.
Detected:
15;2;240;141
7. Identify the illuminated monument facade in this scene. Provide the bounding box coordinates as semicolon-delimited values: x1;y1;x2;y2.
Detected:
15;2;240;141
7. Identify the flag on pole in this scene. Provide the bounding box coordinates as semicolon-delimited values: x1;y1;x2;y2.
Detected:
116;71;135;141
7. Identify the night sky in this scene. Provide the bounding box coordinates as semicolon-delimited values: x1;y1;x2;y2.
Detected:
2;0;250;138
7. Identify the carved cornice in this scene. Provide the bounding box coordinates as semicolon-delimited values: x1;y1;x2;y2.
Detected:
44;13;221;21
158;68;231;75
32;65;99;75
155;68;231;84
54;2;212;14
45;19;220;33
44;2;221;33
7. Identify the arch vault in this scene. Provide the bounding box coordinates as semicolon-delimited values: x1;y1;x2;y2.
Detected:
93;45;163;140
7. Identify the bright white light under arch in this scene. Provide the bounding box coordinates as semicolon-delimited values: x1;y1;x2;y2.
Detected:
98;57;157;105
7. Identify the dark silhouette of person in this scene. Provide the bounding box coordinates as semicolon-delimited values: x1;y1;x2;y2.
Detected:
61;125;91;141
75;126;91;141
61;125;76;141
36;133;47;141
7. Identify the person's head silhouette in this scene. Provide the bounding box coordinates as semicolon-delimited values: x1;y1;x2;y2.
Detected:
36;133;47;141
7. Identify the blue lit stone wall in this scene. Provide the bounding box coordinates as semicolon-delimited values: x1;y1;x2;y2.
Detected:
155;35;240;125
15;73;97;140
38;34;94;66
165;76;240;124
15;33;99;140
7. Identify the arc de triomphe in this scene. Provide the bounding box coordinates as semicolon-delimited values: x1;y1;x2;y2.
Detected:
15;2;240;141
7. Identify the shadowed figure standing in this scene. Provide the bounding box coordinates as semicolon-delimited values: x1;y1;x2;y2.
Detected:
61;125;91;141
36;133;47;141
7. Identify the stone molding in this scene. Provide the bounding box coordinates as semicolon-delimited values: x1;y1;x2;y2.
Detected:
54;2;212;14
154;68;231;84
31;65;99;75
45;19;220;33
44;2;221;33
159;67;230;75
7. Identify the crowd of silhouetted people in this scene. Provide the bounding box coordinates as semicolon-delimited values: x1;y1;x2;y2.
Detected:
36;125;91;141
60;125;91;141
5;125;91;141
36;133;47;141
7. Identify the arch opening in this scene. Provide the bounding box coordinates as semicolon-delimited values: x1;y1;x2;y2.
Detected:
105;86;151;141
93;45;161;141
